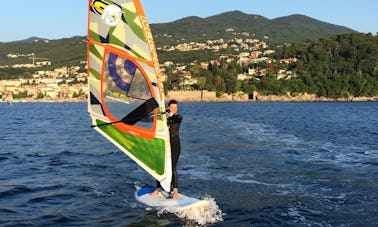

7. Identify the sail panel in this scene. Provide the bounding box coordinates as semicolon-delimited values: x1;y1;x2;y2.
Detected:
97;119;166;175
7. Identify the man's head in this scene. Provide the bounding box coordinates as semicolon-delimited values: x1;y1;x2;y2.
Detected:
167;99;178;114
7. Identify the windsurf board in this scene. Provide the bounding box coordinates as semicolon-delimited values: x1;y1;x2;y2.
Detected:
135;187;209;210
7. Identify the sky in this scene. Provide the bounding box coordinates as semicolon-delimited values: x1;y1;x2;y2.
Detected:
0;0;377;42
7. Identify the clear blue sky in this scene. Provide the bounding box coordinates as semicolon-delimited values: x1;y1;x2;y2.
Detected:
0;0;377;42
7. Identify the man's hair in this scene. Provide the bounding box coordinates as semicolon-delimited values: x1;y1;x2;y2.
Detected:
168;99;178;106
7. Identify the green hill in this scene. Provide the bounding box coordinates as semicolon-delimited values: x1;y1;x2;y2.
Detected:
272;14;355;42
0;36;86;67
0;10;357;76
151;11;356;45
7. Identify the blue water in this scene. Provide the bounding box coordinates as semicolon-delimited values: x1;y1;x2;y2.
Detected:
1;102;377;226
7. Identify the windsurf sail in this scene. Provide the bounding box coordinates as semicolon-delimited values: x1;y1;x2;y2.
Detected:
6;91;13;105
87;0;172;191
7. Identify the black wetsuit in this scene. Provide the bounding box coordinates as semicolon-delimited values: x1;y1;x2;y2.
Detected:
157;113;183;189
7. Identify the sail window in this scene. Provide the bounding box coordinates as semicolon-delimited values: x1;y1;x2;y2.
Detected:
103;52;155;128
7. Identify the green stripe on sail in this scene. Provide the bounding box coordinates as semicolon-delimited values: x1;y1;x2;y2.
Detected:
107;30;147;61
90;68;101;80
89;30;102;43
109;26;126;47
89;44;103;61
123;9;146;42
97;120;165;175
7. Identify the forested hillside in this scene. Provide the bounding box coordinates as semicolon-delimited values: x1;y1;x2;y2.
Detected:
189;33;378;98
0;37;86;79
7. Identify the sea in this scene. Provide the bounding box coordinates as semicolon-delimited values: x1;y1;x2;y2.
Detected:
0;102;377;226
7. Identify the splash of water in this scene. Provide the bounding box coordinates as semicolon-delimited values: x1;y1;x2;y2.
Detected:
157;196;223;225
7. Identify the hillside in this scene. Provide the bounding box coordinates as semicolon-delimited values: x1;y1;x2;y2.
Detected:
0;36;86;67
272;14;355;42
0;11;357;69
151;11;356;45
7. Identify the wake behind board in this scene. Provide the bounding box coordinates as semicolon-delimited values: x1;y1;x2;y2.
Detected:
135;187;209;210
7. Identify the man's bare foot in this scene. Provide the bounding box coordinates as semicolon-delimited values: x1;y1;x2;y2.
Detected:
150;188;160;196
172;188;179;199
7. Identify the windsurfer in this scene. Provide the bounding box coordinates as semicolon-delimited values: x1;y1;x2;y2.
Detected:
152;99;183;199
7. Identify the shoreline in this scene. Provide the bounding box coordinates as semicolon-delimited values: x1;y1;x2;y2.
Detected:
2;95;378;103
165;91;378;103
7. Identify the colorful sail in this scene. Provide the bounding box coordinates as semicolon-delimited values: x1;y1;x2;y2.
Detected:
87;0;171;191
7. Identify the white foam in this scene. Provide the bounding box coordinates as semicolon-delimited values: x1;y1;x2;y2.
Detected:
225;173;292;188
133;183;223;224
157;196;223;225
226;173;264;185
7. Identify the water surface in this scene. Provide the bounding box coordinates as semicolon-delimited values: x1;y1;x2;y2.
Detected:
0;102;377;226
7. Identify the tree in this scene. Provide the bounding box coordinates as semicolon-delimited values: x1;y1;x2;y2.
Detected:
214;75;225;92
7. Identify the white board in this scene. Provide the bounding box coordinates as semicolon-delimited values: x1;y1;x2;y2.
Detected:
135;187;209;210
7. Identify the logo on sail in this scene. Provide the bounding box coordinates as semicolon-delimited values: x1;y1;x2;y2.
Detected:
102;5;122;26
92;0;122;26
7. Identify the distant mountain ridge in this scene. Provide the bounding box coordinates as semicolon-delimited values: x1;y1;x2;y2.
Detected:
2;11;355;45
151;10;356;44
15;36;49;43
